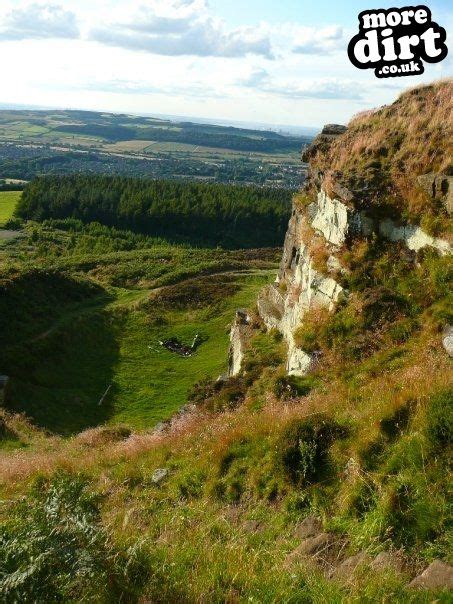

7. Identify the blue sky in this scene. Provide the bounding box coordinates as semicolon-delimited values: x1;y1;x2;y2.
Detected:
0;0;451;127
211;0;452;26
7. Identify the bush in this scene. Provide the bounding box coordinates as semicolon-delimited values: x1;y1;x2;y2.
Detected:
189;376;247;412
273;374;317;400
379;401;414;441
4;218;23;230
293;307;330;353
275;414;346;486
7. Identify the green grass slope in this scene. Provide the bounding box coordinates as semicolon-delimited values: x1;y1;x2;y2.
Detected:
0;221;278;434
0;190;21;226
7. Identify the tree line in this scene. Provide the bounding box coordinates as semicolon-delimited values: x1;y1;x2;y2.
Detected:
17;175;292;248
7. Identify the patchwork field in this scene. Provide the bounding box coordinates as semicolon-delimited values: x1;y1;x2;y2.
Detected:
0;109;311;187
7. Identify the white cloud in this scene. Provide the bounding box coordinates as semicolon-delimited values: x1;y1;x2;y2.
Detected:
0;3;79;40
240;69;363;101
83;78;227;99
292;25;344;55
241;68;270;87
0;1;446;127
89;1;273;58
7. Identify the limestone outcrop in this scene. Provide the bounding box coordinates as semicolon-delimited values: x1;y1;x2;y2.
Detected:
228;309;253;377
228;116;451;378
257;182;451;375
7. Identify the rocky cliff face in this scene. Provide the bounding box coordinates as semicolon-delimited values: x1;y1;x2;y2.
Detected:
229;117;452;377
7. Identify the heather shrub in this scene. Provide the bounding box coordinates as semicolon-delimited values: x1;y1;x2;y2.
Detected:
275;415;346;486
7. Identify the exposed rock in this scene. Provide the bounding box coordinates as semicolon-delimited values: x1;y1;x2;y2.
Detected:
292;533;337;558
330;180;354;204
322;124;348;136
370;550;405;574
329;552;369;581
302;124;347;164
151;468;169;484
243;520;262;533
442;325;453;357
258;198;345;376
256;183;451;377
327;255;346;275
408;560;453;590
294;516;323;540
379;218;450;255
417;172;453;215
311;189;350;246
228;309;253;377
154;421;169;434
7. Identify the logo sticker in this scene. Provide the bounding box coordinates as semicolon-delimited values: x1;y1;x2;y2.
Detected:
348;5;448;77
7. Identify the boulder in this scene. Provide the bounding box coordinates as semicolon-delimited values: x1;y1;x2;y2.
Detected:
321;124;348;136
227;309;254;377
294;516;323;540
408;560;453;590
302;124;347;163
370;550;405;574
293;533;336;557
329;552;369;580
151;468;169;484
417;172;453;215
442;325;453;357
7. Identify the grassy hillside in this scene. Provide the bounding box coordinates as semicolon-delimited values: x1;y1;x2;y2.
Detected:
0;83;452;602
0;221;278;434
0;109;308;153
0;215;451;602
0;252;451;600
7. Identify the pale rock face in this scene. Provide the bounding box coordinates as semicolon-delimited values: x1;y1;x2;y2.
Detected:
379;219;451;255
442;325;453;357
258;209;345;376
311;189;350;246
227;182;453;379
256;187;451;377
228;310;252;377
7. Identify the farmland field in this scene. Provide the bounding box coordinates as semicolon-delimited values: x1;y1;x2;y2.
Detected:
0;108;312;187
0;190;21;226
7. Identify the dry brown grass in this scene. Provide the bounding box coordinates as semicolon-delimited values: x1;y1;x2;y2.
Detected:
310;79;453;222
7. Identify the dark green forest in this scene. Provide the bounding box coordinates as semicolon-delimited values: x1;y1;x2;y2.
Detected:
17;175;292;248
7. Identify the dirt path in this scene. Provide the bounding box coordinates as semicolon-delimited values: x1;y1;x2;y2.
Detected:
0;229;24;241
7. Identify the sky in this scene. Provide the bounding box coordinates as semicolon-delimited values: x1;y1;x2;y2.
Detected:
0;0;451;128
